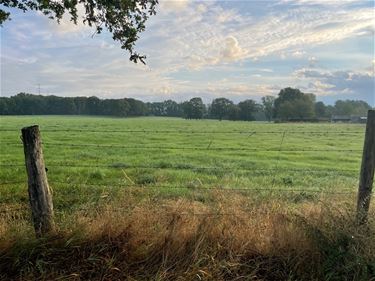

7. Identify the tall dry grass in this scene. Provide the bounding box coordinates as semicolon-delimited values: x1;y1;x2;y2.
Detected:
0;190;374;280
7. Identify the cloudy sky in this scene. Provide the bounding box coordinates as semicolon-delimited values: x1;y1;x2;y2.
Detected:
1;0;374;105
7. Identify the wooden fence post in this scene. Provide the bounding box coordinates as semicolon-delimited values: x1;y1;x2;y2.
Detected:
22;125;55;237
356;110;375;224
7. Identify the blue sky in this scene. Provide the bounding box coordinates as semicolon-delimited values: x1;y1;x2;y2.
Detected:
1;0;374;105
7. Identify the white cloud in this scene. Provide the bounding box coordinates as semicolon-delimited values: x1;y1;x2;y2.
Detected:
295;67;375;101
307;80;336;95
292;50;307;58
1;0;374;104
236;8;374;61
281;0;364;6
216;9;240;23
185;35;248;70
42;3;93;35
260;69;274;73
144;1;374;73
220;36;248;62
1;55;38;65
196;4;207;14
159;0;190;12
308;56;317;67
48;19;90;35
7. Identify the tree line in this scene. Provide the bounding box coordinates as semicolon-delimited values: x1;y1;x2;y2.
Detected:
0;88;372;121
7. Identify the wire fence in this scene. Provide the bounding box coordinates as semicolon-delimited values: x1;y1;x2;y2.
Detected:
0;128;366;217
0;179;356;194
0;163;359;173
0;142;363;152
0;129;365;134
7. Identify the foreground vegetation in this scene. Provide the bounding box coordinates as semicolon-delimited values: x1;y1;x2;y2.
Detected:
0;116;373;280
1;191;374;280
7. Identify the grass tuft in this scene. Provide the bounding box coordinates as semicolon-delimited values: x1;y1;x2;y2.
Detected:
0;192;373;281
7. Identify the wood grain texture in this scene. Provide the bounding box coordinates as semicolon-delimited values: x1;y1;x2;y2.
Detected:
357;110;375;224
22;125;55;237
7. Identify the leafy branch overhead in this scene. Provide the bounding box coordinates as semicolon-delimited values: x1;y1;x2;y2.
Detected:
0;0;158;63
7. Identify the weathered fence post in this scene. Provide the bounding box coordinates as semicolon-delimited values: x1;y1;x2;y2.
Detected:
22;125;55;237
356;110;375;224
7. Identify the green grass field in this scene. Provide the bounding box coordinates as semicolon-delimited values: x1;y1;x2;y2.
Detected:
0;116;367;210
1;116;374;281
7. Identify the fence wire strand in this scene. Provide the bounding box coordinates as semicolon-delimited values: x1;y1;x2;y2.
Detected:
0;127;366;219
0;179;357;195
0;162;359;173
0;142;363;152
0;129;365;134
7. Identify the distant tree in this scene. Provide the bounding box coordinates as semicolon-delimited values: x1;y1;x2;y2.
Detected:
0;97;11;115
274;88;315;121
181;101;191;118
274;88;302;106
164;100;182;117
60;97;77;114
261;96;275;122
74;97;89;115
126;98;148;116
0;0;158;63
42;95;75;114
1;93;371;121
315;101;326;118
148;102;164;116
114;99;130;117
101;99;129;116
0;93;146;117
325;105;335;118
147;100;182;117
238;99;259;121
87;96;101;115
182;97;205;119
305;93;316;104
12;93;46;114
292;95;315;119
334;100;371;116
210;98;234;121
276;101;294;120
253;110;267;121
227;104;240;121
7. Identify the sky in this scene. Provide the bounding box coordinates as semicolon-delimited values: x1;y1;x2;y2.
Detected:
0;0;374;105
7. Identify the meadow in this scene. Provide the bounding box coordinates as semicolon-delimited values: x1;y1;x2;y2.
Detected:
0;116;374;280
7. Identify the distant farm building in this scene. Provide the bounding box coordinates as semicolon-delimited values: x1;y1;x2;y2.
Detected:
350;116;367;123
331;115;367;123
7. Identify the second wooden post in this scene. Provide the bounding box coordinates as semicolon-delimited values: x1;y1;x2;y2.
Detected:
356;110;375;224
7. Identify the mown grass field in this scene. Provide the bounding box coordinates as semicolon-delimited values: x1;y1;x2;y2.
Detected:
0;116;366;201
0;116;374;280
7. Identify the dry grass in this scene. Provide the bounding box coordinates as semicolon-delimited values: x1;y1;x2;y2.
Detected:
0;191;374;281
